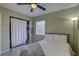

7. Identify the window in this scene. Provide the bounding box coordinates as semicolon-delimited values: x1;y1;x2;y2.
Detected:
36;20;45;35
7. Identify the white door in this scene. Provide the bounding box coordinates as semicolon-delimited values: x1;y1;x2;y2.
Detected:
11;18;27;48
0;13;1;55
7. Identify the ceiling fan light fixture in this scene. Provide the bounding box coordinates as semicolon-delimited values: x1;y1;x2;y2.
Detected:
31;4;37;9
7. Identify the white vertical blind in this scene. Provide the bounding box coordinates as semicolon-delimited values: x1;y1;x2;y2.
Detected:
11;18;27;47
0;13;1;55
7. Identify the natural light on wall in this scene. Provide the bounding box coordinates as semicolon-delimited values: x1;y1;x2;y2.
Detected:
71;17;78;21
36;20;45;35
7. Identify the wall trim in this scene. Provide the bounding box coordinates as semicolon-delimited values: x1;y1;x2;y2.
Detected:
0;13;1;55
1;49;10;54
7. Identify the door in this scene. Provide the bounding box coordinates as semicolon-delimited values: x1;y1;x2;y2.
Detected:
10;17;29;48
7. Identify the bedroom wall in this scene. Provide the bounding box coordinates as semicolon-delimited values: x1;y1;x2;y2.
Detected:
0;7;32;53
33;5;79;55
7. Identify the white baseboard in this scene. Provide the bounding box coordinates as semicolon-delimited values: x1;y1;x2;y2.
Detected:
1;49;10;54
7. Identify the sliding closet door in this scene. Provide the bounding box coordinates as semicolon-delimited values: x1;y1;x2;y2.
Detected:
11;18;27;48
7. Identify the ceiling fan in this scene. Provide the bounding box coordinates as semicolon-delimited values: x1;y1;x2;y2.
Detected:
17;3;46;12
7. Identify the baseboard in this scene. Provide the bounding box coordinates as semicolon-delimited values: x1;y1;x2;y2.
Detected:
1;49;10;54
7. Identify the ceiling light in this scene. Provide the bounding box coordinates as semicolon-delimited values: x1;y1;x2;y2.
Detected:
31;4;37;9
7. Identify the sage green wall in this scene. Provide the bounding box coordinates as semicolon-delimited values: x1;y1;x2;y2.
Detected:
33;5;79;55
0;7;32;53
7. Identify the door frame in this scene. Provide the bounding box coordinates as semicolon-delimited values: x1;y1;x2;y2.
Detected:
9;16;30;49
0;13;1;55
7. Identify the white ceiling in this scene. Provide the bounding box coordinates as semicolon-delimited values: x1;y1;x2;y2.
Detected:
0;3;78;17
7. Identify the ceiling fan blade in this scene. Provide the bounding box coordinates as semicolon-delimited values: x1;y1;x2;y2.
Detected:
31;8;33;12
17;3;31;5
37;5;46;11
